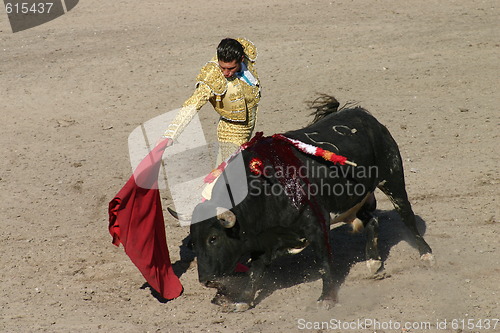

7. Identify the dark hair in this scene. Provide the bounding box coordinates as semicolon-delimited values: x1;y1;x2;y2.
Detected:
217;38;244;62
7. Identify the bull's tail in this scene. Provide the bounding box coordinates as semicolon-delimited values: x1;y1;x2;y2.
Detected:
308;94;357;125
308;94;340;124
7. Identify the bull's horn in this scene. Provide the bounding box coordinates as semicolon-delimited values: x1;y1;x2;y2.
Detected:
216;207;236;228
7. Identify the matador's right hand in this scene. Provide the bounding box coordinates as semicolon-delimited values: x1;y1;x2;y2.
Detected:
155;137;173;148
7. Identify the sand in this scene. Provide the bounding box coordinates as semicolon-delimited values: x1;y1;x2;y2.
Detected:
0;0;498;332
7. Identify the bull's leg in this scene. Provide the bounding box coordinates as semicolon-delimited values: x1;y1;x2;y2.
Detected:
212;256;266;312
378;180;434;264
364;216;385;275
356;207;384;276
240;259;265;305
364;192;377;212
316;252;338;309
309;222;338;309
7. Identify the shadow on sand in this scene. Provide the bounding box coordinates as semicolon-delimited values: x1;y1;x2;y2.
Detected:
169;209;429;306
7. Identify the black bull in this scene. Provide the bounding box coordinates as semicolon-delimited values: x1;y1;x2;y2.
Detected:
189;99;434;311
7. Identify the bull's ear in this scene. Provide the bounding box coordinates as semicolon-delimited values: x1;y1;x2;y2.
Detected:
216;207;236;228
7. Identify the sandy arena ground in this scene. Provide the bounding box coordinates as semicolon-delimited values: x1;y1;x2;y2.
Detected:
1;0;499;332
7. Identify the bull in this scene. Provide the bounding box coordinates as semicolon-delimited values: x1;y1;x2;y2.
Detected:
188;96;434;311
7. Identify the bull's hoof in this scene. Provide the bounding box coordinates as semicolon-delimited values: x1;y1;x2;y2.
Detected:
420;253;436;266
222;302;252;313
372;271;389;280
211;292;230;306
211;292;252;312
366;259;384;275
316;298;337;310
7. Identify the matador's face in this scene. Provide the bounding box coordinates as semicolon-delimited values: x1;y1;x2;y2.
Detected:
218;59;242;78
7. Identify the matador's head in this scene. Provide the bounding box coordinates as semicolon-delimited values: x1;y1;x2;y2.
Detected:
217;38;244;78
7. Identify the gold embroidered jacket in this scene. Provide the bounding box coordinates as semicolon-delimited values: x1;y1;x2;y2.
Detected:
163;38;260;144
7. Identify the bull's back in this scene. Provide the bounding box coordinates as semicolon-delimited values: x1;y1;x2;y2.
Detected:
285;107;398;167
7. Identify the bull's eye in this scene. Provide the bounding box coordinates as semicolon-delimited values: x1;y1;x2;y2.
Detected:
208;235;217;245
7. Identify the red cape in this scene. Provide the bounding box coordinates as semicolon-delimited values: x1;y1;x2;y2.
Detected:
108;139;183;300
